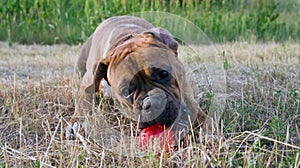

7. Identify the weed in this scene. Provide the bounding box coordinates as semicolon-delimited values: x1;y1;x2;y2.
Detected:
0;42;299;167
0;0;299;44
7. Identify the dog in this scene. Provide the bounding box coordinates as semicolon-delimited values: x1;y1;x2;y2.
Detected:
66;16;211;144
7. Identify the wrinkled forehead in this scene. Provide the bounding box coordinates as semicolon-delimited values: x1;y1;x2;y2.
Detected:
110;47;177;87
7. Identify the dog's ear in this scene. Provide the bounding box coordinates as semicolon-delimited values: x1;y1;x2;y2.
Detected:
83;57;110;93
83;34;148;94
143;27;178;55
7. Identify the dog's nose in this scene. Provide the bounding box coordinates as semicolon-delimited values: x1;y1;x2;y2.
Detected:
142;97;151;110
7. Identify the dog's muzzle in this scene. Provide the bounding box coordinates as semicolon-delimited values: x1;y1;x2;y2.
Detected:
134;88;179;129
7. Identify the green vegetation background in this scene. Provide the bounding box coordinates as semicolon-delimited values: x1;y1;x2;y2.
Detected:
0;0;299;44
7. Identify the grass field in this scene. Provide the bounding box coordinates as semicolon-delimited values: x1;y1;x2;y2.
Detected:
0;0;300;44
0;0;299;167
0;41;299;167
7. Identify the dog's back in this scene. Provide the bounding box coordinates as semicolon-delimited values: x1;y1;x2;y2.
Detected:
75;16;154;77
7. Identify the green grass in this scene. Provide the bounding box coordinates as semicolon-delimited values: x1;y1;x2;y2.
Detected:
0;42;299;167
0;0;299;44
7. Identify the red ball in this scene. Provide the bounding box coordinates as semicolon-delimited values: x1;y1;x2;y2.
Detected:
137;123;174;153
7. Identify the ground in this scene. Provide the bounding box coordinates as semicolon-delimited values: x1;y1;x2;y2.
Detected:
0;41;299;167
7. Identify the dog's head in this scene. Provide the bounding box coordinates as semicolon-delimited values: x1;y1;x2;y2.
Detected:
108;46;182;128
83;28;201;138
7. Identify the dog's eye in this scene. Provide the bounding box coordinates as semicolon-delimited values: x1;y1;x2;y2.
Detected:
159;70;170;80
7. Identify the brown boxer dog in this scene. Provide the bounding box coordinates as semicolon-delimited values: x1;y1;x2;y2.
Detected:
66;16;210;143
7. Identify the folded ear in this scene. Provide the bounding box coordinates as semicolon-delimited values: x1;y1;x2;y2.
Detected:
143;27;178;55
83;58;110;93
83;33;152;94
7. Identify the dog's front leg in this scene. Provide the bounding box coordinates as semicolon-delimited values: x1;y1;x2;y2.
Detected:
65;91;93;140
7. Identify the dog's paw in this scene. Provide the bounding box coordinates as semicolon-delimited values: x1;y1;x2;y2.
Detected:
65;122;83;140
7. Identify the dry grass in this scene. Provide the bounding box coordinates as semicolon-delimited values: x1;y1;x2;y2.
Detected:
0;41;299;167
